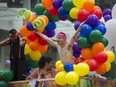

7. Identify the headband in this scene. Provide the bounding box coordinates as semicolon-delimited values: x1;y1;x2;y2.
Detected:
57;33;66;41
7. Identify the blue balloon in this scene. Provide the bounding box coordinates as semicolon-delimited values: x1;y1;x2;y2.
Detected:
53;0;62;9
58;7;69;17
45;21;56;31
86;14;99;28
80;24;92;37
94;24;106;35
104;14;112;22
26;22;35;31
74;21;82;30
103;8;111;17
77;34;82;39
64;62;74;72
43;30;55;38
58;15;68;21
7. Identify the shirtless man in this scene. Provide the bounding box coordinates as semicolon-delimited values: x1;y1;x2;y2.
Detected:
35;22;84;64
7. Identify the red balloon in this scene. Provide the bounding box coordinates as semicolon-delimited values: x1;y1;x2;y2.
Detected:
86;59;98;71
37;35;48;46
94;52;108;64
92;9;102;20
27;32;38;41
78;9;90;21
48;5;58;16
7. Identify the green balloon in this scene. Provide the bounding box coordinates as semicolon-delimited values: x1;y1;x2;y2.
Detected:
100;37;109;47
89;30;102;43
78;37;92;48
25;55;38;68
0;81;8;87
62;0;75;11
50;15;60;22
68;15;75;23
43;10;51;19
1;70;14;82
34;3;46;15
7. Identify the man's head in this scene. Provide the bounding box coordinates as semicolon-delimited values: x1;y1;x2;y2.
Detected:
56;32;67;45
9;29;18;41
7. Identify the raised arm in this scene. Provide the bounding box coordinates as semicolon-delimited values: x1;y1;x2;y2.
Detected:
35;31;57;47
68;22;85;47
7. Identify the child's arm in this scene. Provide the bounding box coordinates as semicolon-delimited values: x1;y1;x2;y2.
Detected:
35;31;57;47
68;22;85;47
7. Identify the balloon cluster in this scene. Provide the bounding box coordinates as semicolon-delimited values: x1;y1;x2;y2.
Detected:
0;69;14;87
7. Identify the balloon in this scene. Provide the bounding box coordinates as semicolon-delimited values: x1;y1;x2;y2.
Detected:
34;3;46;15
48;5;58;16
78;37;92;48
112;4;116;19
103;14;112;22
83;0;94;13
58;63;64;71
55;71;67;85
43;30;55;37
74;63;90;76
94;52;108;64
103;8;112;17
68;15;75;23
50;15;60;22
105;51;115;63
58;15;68;21
96;63;107;75
92;9;102;20
25;55;38;68
55;60;62;69
86;14;99;28
38;15;49;26
64;62;74;72
80;24;92;37
65;71;79;85
92;42;104;56
26;22;35;31
86;59;98;71
72;43;81;54
62;0;75;11
37;45;48;53
89;30;102;43
45;21;56;31
41;0;52;9
74;21;82;30
72;0;86;9
23;37;32;44
24;44;31;55
20;25;32;37
29;50;41;60
73;57;85;64
0;81;8;87
58;7;69;17
94;24;106;35
37;35;48;46
27;32;38;41
81;48;93;59
69;7;80;19
105;63;111;72
43;10;52;19
29;41;39;51
78;9;90;21
100;37;109;47
52;0;62;9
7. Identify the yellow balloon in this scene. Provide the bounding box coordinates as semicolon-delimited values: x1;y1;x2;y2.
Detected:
105;63;111;72
65;71;79;85
73;0;86;9
105;51;115;63
75;63;90;76
29;50;41;60
69;7;80;19
58;63;64;71
24;44;31;55
55;60;62;69
55;71;67;85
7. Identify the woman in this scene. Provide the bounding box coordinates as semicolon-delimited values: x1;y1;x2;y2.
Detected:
27;56;56;87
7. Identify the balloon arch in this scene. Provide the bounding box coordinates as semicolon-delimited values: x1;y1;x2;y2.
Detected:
17;0;115;86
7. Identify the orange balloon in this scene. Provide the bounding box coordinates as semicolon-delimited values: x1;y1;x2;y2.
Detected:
96;63;107;75
39;15;49;25
92;42;104;56
29;41;39;51
81;48;93;59
38;29;44;33
20;25;32;37
83;0;94;13
38;44;48;53
23;37;32;44
32;13;37;21
25;12;36;22
42;0;52;10
94;6;101;11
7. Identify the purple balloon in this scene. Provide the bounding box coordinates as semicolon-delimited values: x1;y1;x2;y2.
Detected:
86;14;99;28
43;30;55;38
26;22;35;31
73;52;81;58
53;0;62;9
58;15;68;21
72;43;81;53
103;14;112;22
74;21;82;30
103;8;112;17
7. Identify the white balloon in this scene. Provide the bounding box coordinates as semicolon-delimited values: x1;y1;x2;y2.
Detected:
100;17;105;24
104;19;116;51
112;4;116;19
